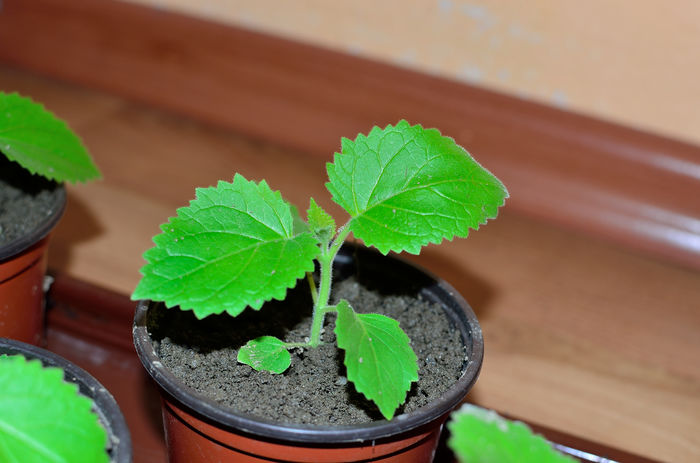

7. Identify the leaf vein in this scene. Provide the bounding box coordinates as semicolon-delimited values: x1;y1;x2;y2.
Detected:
0;419;64;463
145;236;296;295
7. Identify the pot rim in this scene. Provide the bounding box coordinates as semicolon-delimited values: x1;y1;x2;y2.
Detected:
133;244;484;444
0;184;66;260
0;337;133;463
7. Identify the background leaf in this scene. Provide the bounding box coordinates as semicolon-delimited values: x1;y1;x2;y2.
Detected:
132;174;320;318
326;120;507;254
237;336;291;374
0;355;108;463
447;404;576;463
334;300;418;420
0;92;101;183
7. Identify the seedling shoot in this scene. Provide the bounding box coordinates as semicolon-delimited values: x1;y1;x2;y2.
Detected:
132;121;507;419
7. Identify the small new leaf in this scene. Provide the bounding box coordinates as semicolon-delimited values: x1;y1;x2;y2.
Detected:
0;92;101;183
0;355;108;463
334;300;418;420
132;174;320;318
447;404;576;463
326;120;508;254
238;336;291;374
307;198;336;243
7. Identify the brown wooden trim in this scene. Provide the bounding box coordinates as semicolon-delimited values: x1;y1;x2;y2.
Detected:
47;272;135;352
1;0;698;269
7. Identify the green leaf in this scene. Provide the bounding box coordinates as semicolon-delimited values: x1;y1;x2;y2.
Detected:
447;404;576;463
0;92;101;183
326;120;508;254
132;174;320;318
334;299;418;420
307;198;336;243
0;355;108;463
237;336;291;374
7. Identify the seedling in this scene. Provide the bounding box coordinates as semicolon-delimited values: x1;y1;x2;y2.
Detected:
0;354;109;463
132;120;507;419
0;92;101;183
447;404;576;462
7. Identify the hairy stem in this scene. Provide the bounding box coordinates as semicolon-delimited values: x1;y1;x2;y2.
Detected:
308;222;352;347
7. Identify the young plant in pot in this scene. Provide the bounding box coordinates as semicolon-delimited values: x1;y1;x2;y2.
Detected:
132;120;508;462
0;92;101;344
0;337;132;462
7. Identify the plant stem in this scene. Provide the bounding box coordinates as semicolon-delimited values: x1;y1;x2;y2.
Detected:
308;223;352;347
283;341;310;349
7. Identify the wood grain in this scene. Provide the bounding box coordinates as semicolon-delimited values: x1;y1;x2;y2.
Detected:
0;66;698;462
0;0;698;269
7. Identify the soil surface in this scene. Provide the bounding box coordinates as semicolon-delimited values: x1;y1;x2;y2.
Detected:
0;157;63;248
150;277;467;426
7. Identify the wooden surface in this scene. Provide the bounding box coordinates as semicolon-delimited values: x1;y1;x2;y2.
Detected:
1;66;698;462
1;0;699;270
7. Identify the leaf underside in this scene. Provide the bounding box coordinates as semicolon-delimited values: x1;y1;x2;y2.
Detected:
334;300;418;420
0;355;108;463
0;92;101;183
447;404;576;463
326;120;508;254
237;336;291;374
132;174;320;318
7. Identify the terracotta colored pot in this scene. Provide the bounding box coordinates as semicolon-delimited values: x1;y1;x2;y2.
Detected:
0;337;132;462
0;187;65;344
133;244;483;462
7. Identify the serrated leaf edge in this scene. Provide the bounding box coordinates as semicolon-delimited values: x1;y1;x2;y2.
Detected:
334;300;418;420
0;355;107;463
131;176;319;318
328;120;508;255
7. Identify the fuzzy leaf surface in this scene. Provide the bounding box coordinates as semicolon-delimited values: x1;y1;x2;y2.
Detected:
326;120;508;254
447;404;576;463
0;92;100;183
334;300;418;420
132;174;320;318
238;336;291;374
307;198;336;243
0;355;108;463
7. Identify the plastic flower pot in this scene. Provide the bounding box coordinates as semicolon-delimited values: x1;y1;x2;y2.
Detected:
0;186;65;345
133;244;483;462
0;337;132;462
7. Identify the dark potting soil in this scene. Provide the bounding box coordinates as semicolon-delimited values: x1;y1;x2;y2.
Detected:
151;276;466;426
0;157;62;247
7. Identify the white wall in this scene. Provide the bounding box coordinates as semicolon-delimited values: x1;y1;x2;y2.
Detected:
126;0;700;146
